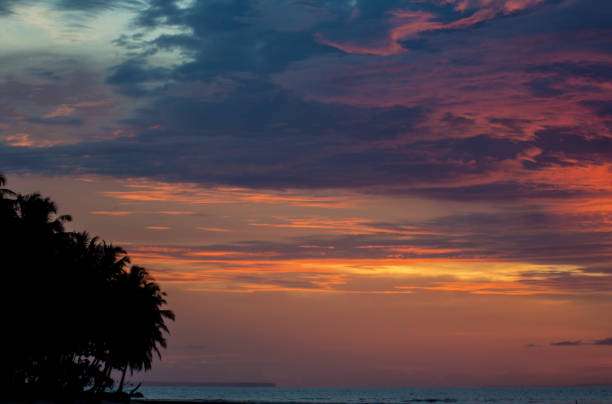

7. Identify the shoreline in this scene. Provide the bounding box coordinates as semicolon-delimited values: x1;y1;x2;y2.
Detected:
133;401;247;404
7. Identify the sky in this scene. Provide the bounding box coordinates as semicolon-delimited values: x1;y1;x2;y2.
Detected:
2;0;612;387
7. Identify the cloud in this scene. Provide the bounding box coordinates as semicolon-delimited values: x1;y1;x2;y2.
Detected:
2;0;612;207
98;179;353;208
314;0;552;56
89;210;136;216
3;119;612;201
52;0;143;12
529;62;612;83
105;59;170;96
0;0;14;15
116;226;612;294
582;100;612;118
531;127;612;164
525;77;565;98
0;0;144;14
66;174;612;296
197;227;231;233
550;340;584;346
550;338;612;346
0;56;123;147
113;0;337;83
25;116;84;126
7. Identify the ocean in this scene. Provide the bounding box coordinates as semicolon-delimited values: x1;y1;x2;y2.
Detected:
134;385;612;403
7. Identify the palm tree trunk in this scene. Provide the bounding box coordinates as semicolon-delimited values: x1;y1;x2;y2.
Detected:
91;360;111;393
117;365;127;393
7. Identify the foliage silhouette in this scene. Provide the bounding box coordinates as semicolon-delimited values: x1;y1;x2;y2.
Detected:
0;174;174;400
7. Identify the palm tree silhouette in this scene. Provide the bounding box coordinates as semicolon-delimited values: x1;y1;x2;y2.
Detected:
113;266;175;392
2;190;75;395
1;174;175;398
0;174;15;217
15;193;72;235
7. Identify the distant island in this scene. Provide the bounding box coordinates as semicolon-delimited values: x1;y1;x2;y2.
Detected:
142;382;276;387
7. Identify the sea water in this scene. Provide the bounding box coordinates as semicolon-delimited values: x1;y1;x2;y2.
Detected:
135;385;612;403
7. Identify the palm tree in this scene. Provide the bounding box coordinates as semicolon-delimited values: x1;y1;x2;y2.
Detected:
0;174;16;218
1;176;175;397
15;193;71;235
2;191;75;395
100;242;130;280
96;242;132;392
0;173;16;205
113;266;175;392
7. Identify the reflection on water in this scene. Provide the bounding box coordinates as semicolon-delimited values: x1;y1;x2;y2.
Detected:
135;385;612;404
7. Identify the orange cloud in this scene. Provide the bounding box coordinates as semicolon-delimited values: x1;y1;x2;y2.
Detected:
44;105;75;119
402;281;573;296
90;211;135;216
197;227;231;232
103;179;353;208
187;251;280;258
157;210;194;215
3;133;59;147
123;241;602;296
250;217;445;236
43;100;115;119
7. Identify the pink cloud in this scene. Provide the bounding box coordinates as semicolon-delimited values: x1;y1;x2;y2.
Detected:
316;0;546;56
2;133;60;147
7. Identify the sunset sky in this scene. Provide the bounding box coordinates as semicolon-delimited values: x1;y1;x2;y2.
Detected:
2;0;612;387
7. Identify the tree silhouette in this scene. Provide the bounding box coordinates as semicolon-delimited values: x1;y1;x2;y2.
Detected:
113;266;176;392
0;174;175;400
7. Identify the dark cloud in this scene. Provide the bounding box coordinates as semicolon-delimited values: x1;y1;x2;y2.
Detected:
525;77;565;98
533;127;612;163
464;0;612;40
1;121;610;196
549;338;612;346
313;0;561;54
112;0;337;83
135;0;252;30
519;271;612;293
406;183;589;202
441;112;474;127
26;116;84;126
0;0;13;15
2;0;612;204
582;100;612;118
397;38;440;53
53;0;143;12
106;59;167;85
580;266;612;275
0;62;107;106
530;62;612;83
74;0;611;194
434;134;527;162
106;59;170;96
132;79;426;140
551;341;584;346
488;118;532;134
